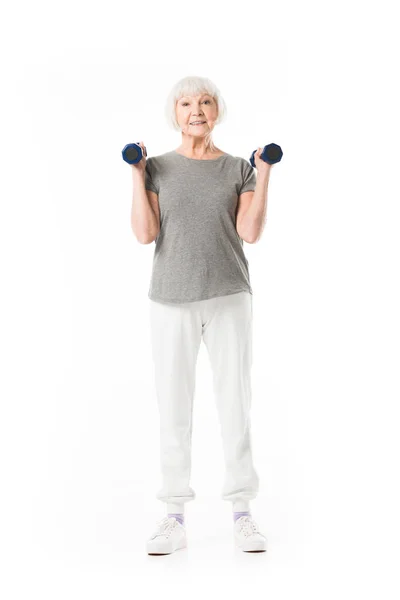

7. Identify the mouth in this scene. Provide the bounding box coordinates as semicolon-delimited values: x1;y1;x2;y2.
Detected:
190;121;206;126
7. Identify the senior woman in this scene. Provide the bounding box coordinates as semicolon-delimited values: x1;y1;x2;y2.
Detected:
131;76;272;555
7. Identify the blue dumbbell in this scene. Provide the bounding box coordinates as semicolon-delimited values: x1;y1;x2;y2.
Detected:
250;143;283;168
122;142;147;164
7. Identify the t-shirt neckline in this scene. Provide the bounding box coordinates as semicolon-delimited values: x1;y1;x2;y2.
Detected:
172;150;227;162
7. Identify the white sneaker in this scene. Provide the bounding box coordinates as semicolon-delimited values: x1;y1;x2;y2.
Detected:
234;515;268;552
146;516;187;555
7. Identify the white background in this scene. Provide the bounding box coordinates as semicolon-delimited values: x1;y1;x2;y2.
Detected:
1;1;399;597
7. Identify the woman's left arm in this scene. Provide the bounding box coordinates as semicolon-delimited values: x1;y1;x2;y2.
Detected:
236;152;272;244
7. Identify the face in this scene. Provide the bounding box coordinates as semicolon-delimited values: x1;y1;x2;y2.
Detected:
175;93;219;135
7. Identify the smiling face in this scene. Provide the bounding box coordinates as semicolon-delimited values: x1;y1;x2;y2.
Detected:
175;93;219;136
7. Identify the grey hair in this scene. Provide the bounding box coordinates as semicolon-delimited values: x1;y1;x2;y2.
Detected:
164;75;227;131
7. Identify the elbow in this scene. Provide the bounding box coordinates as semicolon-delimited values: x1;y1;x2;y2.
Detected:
237;223;256;244
141;237;156;245
132;227;159;245
237;229;256;244
247;234;259;244
136;235;155;245
144;228;160;244
241;228;261;244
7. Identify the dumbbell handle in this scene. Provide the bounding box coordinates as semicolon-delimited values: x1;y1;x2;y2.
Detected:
250;143;283;168
122;142;147;165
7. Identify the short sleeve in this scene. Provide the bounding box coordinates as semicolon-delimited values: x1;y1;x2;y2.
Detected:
238;159;256;195
144;158;159;194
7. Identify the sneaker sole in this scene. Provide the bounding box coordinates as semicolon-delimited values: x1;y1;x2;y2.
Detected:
147;539;187;555
234;536;267;552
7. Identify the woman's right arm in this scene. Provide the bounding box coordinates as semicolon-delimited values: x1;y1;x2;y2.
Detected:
130;142;160;244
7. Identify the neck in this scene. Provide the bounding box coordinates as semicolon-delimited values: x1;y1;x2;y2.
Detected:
181;129;220;153
177;137;220;158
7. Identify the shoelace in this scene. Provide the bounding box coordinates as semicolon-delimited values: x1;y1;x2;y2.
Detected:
237;516;260;537
151;516;178;539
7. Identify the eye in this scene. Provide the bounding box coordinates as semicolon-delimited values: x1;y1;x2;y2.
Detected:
181;100;211;106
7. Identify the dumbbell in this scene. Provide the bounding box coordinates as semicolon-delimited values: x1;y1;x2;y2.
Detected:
250;143;283;168
122;142;147;165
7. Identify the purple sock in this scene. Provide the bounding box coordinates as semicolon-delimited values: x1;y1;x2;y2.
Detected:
168;513;184;526
234;511;250;523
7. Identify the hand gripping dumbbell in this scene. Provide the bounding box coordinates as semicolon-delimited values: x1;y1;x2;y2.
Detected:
250;143;283;168
121;142;147;165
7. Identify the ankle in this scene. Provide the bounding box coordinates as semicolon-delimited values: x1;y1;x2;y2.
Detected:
233;511;251;523
168;513;184;526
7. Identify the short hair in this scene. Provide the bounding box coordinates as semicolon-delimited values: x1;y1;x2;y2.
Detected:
165;75;228;131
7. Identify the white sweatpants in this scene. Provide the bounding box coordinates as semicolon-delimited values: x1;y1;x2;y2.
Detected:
148;291;260;514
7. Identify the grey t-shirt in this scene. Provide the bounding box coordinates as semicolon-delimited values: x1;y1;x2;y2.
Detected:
144;150;257;304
